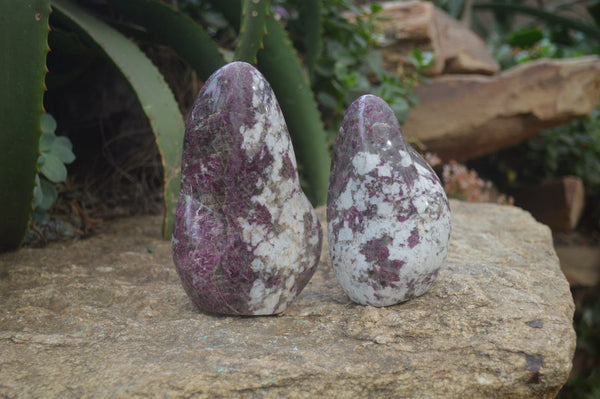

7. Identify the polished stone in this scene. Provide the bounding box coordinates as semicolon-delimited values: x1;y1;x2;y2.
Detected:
327;95;451;306
172;62;322;315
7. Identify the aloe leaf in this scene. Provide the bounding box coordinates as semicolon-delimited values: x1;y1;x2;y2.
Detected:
209;0;330;205
473;2;600;40
234;0;270;63
0;0;51;252
52;0;185;237
107;0;226;81
299;0;323;83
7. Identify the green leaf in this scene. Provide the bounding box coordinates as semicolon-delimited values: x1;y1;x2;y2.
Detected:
51;144;76;164
51;136;76;164
52;0;186;238
53;135;73;151
300;0;323;82
41;113;57;134
508;26;544;48
39;132;56;153
32;174;43;209
370;3;383;14
235;0;270;63
39;153;68;183
107;0;226;81
38;177;58;210
0;0;51;252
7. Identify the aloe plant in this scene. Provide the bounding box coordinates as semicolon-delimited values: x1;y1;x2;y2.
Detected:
52;0;185;238
473;2;600;41
300;0;324;83
107;0;226;81
0;0;51;252
1;0;333;250
96;0;330;205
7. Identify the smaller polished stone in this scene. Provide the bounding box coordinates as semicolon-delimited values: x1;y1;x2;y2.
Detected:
172;62;322;316
327;94;451;307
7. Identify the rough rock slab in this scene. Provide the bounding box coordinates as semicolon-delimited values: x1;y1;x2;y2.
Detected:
375;1;500;75
0;201;575;398
403;56;600;162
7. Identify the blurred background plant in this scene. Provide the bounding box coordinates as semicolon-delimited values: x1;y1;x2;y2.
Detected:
33;113;76;223
279;0;425;139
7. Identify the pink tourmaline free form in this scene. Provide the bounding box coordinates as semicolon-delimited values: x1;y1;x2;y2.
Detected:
172;62;322;315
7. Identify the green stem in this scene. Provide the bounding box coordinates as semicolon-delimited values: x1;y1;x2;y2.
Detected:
235;0;270;64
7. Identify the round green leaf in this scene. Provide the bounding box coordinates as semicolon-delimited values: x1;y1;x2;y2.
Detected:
32;174;43;209
51;136;76;163
39;154;68;183
39;177;58;210
39;132;56;153
53;135;73;151
40;113;57;134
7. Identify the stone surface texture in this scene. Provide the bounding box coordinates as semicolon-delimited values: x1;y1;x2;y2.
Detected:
375;1;500;76
0;202;575;398
403;56;600;162
328;95;450;306
172;62;322;315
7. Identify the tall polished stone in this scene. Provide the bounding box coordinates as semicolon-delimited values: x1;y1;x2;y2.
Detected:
172;62;322;315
